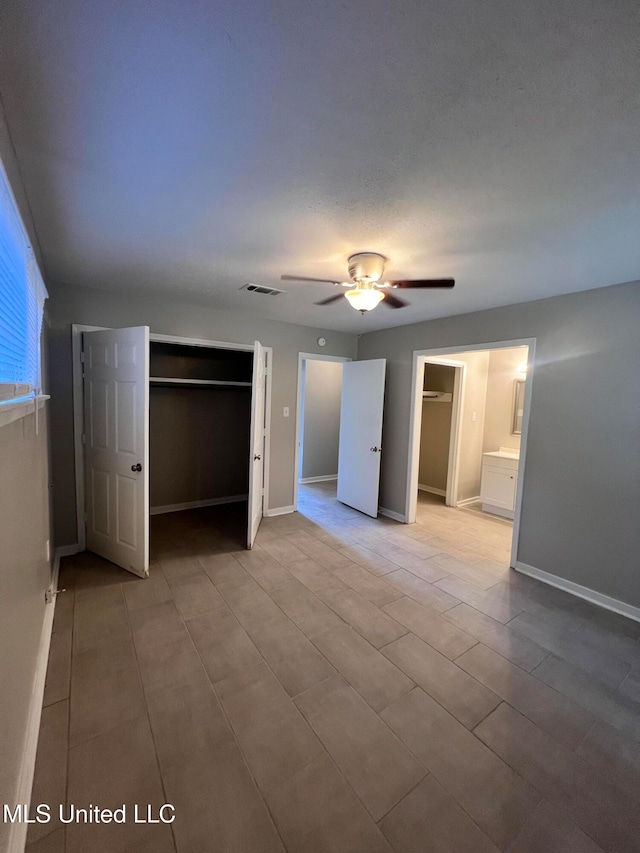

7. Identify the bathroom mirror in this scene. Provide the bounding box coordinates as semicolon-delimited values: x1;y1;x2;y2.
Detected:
512;379;525;435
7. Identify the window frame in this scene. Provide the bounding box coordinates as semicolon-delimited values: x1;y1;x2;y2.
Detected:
0;157;49;429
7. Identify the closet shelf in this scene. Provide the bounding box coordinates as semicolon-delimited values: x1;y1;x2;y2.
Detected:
150;377;251;388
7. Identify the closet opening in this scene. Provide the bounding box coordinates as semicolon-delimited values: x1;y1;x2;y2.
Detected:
149;341;253;518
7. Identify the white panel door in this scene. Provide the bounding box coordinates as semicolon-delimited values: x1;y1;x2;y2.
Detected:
84;326;149;576
247;340;265;548
337;359;386;517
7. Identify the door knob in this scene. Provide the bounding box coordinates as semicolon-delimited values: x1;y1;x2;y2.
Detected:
131;463;142;472
254;454;261;461
370;446;382;453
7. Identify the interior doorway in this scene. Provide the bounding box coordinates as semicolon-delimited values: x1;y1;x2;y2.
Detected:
294;353;350;511
407;339;535;567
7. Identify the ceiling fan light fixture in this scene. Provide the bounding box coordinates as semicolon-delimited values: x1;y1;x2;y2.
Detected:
344;287;385;312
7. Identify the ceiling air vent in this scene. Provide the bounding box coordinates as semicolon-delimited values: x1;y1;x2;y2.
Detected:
241;283;285;296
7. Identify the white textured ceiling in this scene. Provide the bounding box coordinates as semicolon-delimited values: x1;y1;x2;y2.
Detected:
1;0;639;333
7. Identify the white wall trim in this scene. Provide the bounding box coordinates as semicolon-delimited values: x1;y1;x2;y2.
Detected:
264;505;295;517
294;352;352;512
0;395;49;430
418;484;446;496
150;495;247;515
378;506;406;523
7;558;58;853
299;475;338;484
514;561;640;624
456;495;481;507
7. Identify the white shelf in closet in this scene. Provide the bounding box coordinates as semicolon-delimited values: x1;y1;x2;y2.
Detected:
149;377;251;387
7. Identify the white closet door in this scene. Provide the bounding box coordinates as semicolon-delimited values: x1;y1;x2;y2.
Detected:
337;359;386;517
84;326;149;576
247;340;265;548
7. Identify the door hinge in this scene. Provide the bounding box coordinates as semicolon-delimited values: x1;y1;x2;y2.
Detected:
81;433;86;445
80;351;85;363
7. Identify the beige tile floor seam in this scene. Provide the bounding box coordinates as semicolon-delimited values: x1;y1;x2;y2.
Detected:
162;548;397;851
231;567;418;713
201;640;398;851
133;564;301;850
122;590;180;853
197;572;423;841
200;531;422;710
137;608;287;853
379;687;541;850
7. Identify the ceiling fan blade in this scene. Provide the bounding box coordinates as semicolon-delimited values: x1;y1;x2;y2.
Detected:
281;274;342;285
314;293;345;306
382;292;408;309
390;278;455;289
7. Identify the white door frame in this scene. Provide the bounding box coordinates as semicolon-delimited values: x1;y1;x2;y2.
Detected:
294;352;351;511
72;324;272;551
406;337;536;569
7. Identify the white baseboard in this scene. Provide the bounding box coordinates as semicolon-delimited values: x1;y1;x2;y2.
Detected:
298;475;338;484
514;561;640;624
264;505;295;518
150;495;247;515
55;543;80;558
378;506;407;523
418;484;446;497
456;495;481;508
8;556;59;853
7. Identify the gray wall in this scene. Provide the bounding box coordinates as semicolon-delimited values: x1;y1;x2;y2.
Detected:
0;105;52;848
150;386;251;508
483;347;525;454
358;281;640;609
301;359;343;481
47;281;357;545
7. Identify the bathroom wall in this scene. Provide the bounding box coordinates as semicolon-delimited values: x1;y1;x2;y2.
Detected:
482;347;527;454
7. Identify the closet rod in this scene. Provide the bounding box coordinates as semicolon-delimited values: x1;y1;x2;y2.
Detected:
150;377;251;388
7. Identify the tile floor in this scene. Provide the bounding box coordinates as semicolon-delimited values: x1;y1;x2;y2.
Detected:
28;484;640;852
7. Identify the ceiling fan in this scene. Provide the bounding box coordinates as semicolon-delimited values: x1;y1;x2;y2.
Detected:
281;252;455;313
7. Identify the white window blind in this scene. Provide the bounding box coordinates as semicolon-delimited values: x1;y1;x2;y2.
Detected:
0;157;48;407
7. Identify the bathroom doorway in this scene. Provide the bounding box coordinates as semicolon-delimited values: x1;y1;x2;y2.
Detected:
407;339;535;567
